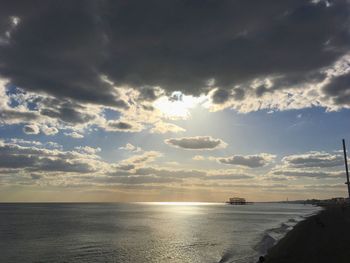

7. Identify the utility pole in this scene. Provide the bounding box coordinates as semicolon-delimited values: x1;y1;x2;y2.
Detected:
342;139;350;199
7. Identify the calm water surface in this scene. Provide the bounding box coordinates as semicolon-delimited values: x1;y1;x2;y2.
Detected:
0;203;320;263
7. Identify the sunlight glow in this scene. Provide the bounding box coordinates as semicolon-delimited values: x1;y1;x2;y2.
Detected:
141;202;217;206
153;92;205;119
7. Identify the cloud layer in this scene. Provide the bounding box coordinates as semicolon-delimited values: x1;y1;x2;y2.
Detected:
165;136;227;150
0;0;349;113
282;151;343;168
218;153;276;168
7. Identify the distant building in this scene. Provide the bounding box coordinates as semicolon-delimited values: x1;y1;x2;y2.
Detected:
331;197;346;204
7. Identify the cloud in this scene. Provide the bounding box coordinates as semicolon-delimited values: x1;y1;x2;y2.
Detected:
106;120;145;132
116;164;135;171
74;146;101;155
165;136;227;150
282;151;343;168
205;172;253;180
101;175;182;185
0;140;103;173
193;155;206;161
322;72;350;106
107;165;253;186
0;0;349;113
23;124;40;134
303;183;345;190
211;89;231;104
137;86;163;102
113;151;162;172
64;131;84;139
1;109;40;124
41;125;58;136
38;98;100;125
8;138;42;146
119;143;142;152
150;121;185;134
261;175;289;182
272;169;344;179
0;81;107;131
217;153;276;168
134;167;206;178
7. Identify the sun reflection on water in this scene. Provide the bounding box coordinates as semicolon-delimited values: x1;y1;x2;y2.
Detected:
139;202;218;206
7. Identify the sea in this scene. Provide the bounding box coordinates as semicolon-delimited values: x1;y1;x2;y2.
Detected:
0;202;320;263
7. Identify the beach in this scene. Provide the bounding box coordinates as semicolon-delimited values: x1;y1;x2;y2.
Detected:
265;204;350;263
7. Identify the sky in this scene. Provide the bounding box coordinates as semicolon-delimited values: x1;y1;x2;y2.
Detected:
0;0;350;202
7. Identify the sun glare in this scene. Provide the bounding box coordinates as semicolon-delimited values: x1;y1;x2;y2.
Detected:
153;92;205;119
138;202;218;207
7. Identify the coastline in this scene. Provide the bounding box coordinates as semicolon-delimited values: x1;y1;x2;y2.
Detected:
260;204;350;263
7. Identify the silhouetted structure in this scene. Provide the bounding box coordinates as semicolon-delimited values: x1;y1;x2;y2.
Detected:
227;197;246;205
342;139;350;199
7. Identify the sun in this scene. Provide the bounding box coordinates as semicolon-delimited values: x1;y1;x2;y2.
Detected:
153;91;204;119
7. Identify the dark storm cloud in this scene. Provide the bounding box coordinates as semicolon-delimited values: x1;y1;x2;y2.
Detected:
323;73;350;105
0;1;128;108
212;89;230;104
165;136;226;150
138;86;161;102
40;106;94;124
0;109;39;123
37;98;100;124
0;0;349;105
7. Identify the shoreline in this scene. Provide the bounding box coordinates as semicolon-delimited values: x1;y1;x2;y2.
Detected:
259;204;350;263
256;205;320;254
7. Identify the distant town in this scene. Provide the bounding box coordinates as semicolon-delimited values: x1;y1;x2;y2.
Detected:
280;197;349;206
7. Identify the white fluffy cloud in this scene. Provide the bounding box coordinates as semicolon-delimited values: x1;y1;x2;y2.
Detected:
74;146;101;155
41;125;58;136
150;121;185;134
64;131;84;138
193;155;206;161
119;143;142;152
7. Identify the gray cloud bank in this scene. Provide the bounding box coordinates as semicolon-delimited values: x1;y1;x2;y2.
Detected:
0;140;346;197
282;151;344;168
0;0;349;108
0;140;101;173
165;136;227;150
218;153;276;168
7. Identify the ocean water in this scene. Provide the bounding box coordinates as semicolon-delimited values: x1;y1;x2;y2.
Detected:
0;202;320;263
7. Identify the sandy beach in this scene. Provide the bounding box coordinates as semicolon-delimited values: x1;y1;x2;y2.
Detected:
264;204;350;263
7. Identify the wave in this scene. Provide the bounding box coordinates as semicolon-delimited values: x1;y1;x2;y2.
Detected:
254;219;298;255
216;207;322;263
254;210;321;258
